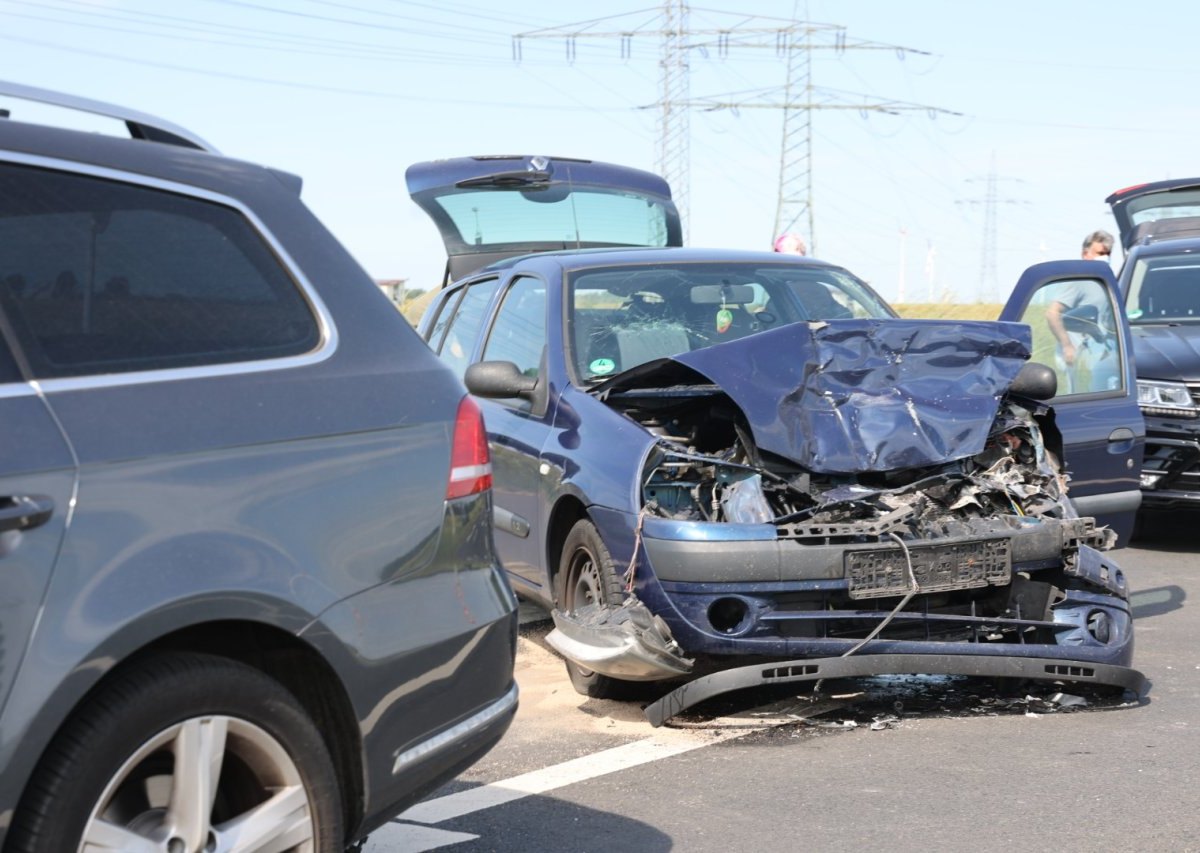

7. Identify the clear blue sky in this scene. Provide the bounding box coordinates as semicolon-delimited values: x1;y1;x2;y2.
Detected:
2;1;1194;304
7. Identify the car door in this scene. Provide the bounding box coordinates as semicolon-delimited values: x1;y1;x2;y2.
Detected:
471;275;553;592
0;325;76;719
1000;260;1144;543
423;275;548;589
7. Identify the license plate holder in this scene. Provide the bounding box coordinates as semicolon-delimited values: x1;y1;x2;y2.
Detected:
846;539;1011;600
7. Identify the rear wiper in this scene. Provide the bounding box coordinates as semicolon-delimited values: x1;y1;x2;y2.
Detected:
455;169;551;188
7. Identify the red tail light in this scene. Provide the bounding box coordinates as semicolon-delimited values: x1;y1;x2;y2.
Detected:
446;396;492;500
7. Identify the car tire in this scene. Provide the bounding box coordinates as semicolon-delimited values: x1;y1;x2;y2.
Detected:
8;652;343;853
556;518;634;700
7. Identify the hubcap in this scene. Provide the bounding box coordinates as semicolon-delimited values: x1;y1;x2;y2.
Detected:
79;716;315;853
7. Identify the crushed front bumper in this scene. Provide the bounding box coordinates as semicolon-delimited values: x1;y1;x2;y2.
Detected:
644;652;1148;726
546;598;694;681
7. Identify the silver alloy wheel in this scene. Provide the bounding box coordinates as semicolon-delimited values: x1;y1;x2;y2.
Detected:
79;715;315;853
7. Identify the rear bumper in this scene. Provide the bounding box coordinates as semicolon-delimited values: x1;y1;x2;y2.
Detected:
645;652;1147;726
390;683;518;776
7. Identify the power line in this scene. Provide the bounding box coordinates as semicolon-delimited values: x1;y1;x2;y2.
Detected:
513;4;958;251
957;152;1027;302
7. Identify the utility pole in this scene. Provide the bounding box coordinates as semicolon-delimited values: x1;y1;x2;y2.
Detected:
514;7;957;250
957;152;1025;302
658;0;689;234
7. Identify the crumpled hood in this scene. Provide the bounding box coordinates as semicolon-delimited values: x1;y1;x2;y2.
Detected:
1131;323;1200;383
598;319;1032;474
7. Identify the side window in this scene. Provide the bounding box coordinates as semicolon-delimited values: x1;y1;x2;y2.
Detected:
0;163;319;379
423;287;465;351
1021;278;1123;397
435;278;500;379
481;277;547;411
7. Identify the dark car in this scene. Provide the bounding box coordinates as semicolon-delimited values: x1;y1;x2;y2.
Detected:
1106;179;1200;512
0;83;517;851
409;155;1145;725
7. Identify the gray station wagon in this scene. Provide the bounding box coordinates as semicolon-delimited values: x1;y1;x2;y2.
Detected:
0;82;517;852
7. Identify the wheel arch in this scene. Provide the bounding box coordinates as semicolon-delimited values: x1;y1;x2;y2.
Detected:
8;618;364;843
141;620;365;834
545;494;589;605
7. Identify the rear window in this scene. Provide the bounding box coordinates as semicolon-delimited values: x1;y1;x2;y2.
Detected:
433;188;674;248
1128;188;1200;227
0;162;320;378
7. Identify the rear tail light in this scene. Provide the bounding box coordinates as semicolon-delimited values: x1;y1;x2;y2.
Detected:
446;396;492;500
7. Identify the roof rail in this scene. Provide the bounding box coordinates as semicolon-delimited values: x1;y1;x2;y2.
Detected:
0;80;218;153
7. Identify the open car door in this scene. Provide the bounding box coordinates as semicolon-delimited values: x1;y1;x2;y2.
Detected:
1000;260;1145;544
406;155;682;286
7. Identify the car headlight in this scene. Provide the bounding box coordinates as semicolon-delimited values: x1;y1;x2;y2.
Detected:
1137;379;1198;418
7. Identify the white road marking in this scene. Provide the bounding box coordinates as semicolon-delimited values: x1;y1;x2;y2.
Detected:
397;726;753;826
363;824;478;852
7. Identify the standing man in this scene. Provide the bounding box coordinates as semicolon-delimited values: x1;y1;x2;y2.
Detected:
1044;230;1118;392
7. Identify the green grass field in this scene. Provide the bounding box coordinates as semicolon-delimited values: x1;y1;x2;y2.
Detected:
892;302;1002;321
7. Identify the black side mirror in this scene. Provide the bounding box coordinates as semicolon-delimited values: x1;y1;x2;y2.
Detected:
1062;303;1108;343
465;360;538;400
1010;361;1057;401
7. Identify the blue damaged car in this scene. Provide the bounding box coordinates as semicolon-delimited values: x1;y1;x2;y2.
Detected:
409;155;1146;724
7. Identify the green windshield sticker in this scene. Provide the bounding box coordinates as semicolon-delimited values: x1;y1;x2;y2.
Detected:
589;358;616;375
1127;308;1143;320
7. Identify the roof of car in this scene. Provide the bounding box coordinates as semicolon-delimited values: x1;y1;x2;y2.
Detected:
0;108;302;198
0;79;217;152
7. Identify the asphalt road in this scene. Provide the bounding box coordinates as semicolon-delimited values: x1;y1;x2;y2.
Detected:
367;516;1198;853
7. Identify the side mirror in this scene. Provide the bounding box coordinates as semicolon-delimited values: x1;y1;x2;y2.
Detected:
1062;303;1108;343
1010;361;1057;401
465;360;538;400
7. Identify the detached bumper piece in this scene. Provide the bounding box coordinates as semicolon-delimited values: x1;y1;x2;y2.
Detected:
643;653;1147;727
547;598;694;681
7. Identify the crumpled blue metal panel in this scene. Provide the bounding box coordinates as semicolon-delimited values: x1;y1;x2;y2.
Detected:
672;319;1032;474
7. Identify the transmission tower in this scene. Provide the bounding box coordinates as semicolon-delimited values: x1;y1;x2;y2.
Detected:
957;152;1025;302
657;1;690;232
514;6;957;250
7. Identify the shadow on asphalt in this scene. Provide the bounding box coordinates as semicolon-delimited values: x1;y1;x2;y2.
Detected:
1130;584;1187;619
431;795;674;853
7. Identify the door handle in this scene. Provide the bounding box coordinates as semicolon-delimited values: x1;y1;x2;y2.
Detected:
1107;427;1136;455
0;495;55;533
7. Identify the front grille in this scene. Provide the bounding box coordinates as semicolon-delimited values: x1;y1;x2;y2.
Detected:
1143;436;1200;490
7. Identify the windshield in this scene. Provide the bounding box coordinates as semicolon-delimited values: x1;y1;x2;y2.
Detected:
1126;255;1200;323
567;262;895;382
432;188;673;249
